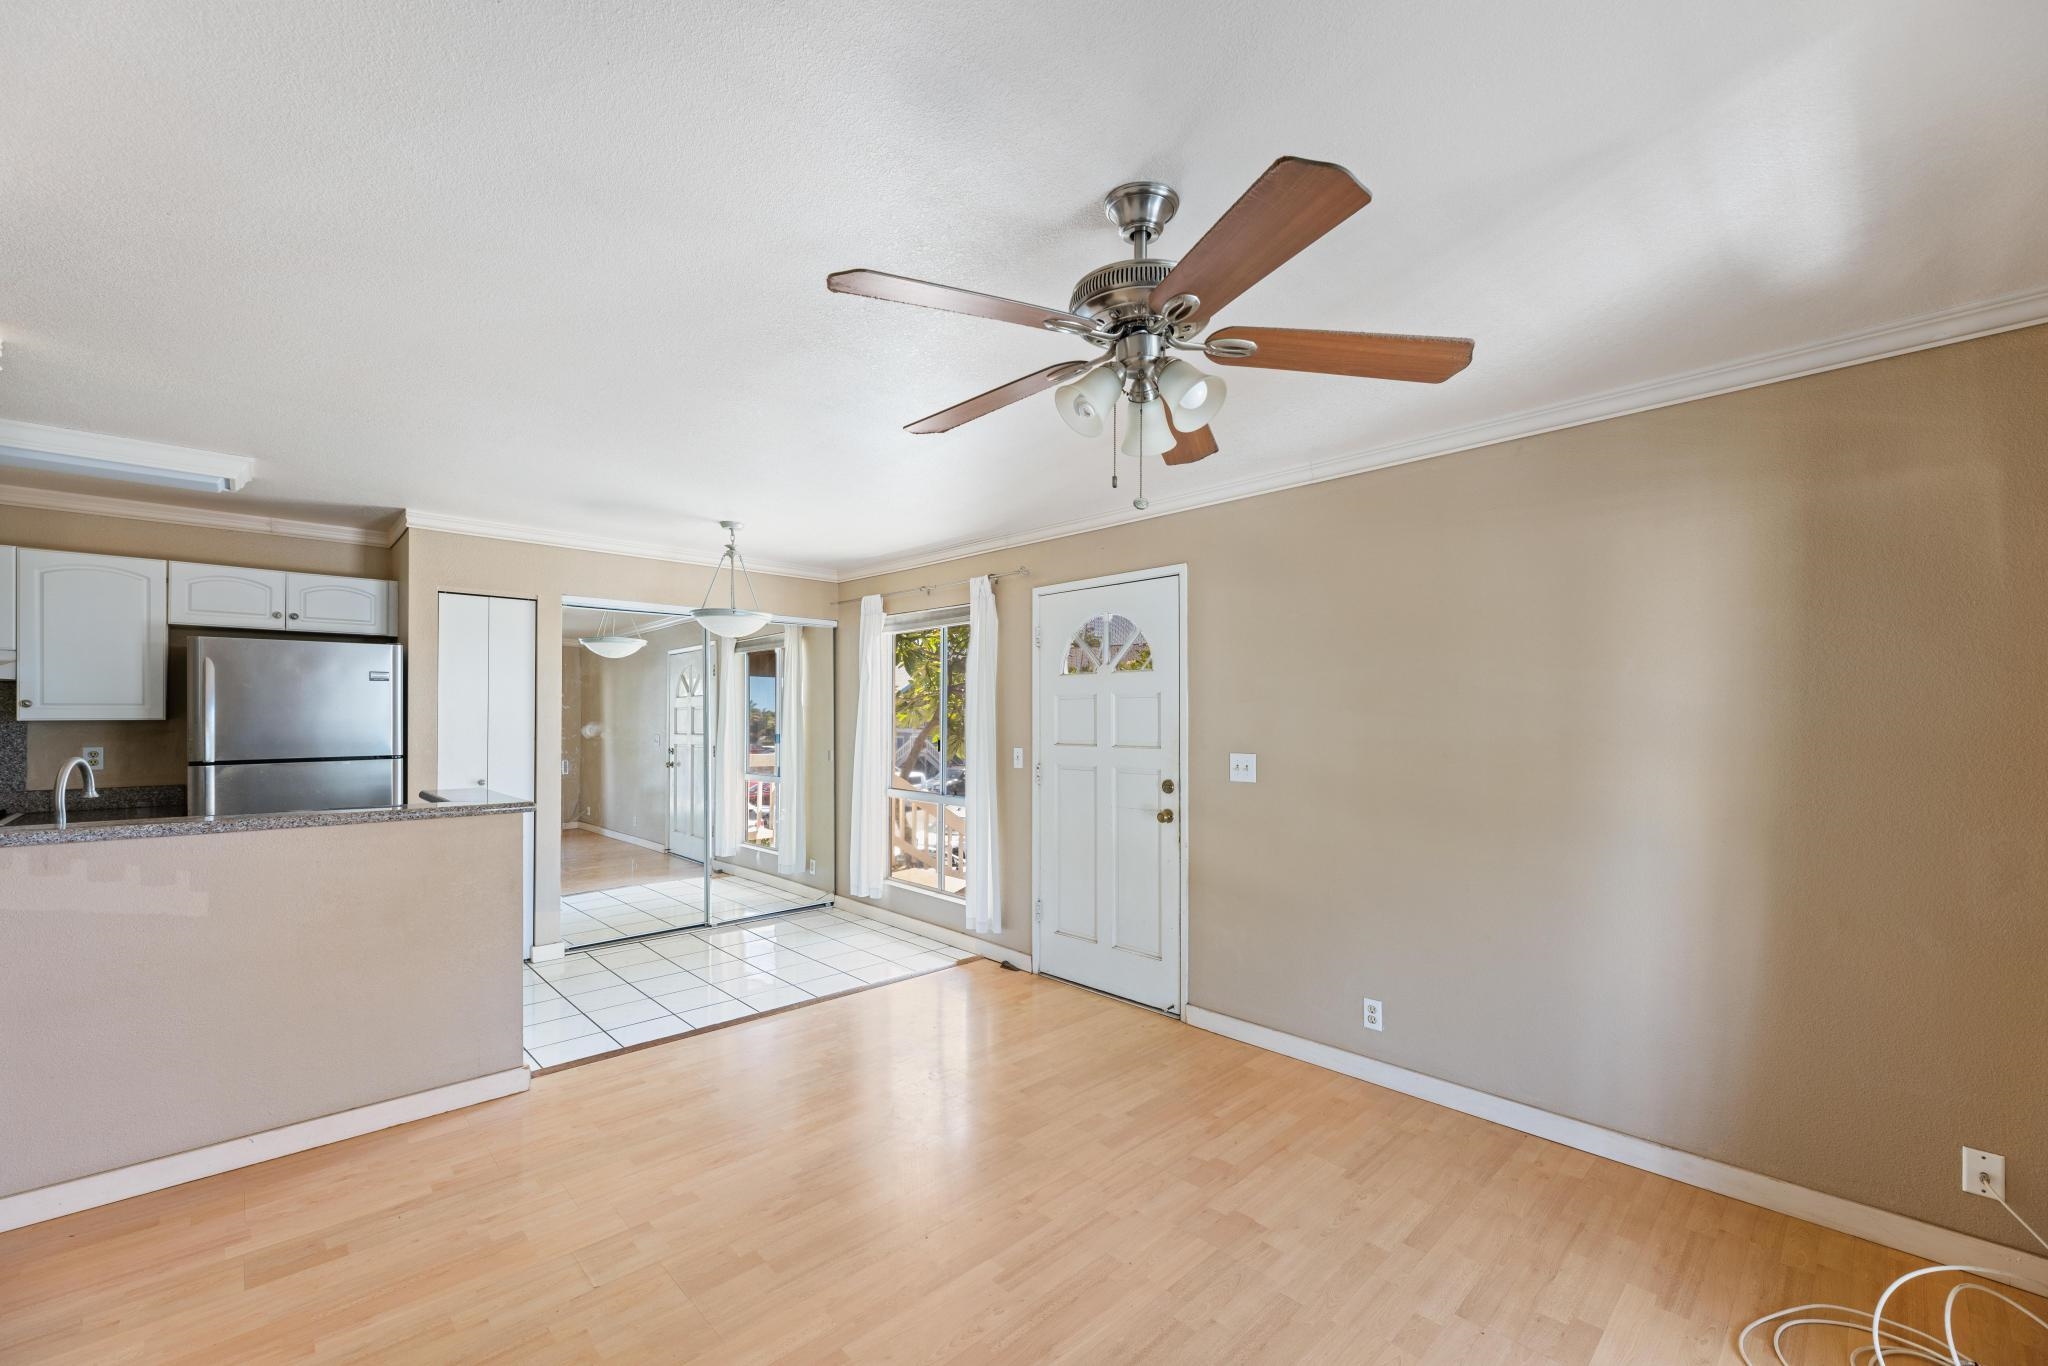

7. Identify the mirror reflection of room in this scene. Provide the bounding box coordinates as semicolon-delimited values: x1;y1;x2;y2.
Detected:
558;600;835;949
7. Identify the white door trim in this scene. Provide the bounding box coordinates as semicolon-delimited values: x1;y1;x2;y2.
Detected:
1029;563;1190;1017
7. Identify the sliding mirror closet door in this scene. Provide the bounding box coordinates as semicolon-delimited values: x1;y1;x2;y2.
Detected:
705;619;837;924
558;603;712;947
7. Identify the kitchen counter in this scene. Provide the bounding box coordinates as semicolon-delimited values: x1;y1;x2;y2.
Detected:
0;788;532;847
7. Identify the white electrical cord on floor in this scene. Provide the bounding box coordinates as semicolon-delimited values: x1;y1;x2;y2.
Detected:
1736;1189;2048;1365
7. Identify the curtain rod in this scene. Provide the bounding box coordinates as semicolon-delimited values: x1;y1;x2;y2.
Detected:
830;566;1030;608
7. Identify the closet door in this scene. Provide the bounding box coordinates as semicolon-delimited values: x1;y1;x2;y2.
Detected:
485;596;536;800
436;592;491;790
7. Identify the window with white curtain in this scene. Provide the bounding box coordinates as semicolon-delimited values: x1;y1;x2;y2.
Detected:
885;610;968;897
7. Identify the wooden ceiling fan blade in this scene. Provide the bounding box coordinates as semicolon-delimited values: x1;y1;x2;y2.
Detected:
1206;328;1474;382
828;269;1101;335
1148;157;1371;326
905;361;1090;434
1161;412;1218;466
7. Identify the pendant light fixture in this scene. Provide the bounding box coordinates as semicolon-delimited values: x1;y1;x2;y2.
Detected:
578;611;648;659
692;520;773;639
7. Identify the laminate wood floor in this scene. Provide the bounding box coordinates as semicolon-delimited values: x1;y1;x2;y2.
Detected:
561;826;702;895
2;962;2041;1363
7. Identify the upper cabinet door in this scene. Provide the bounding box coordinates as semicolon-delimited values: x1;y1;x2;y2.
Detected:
15;549;169;721
0;546;16;681
169;562;289;629
286;573;396;636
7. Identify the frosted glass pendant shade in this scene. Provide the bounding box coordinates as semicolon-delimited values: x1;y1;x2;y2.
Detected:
579;635;646;658
1054;366;1121;437
1157;359;1225;429
1119;400;1173;459
692;607;773;638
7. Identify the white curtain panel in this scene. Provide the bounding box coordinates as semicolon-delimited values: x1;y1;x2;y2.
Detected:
714;633;746;858
847;595;890;898
963;575;1001;934
776;626;806;876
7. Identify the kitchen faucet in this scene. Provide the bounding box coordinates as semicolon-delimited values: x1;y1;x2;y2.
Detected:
54;754;99;829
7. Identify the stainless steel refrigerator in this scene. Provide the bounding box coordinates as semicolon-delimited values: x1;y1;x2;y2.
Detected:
187;636;405;817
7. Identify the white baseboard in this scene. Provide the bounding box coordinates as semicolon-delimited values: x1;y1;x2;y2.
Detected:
1184;1007;2048;1293
570;822;666;852
0;1067;530;1235
528;941;566;962
833;897;1033;972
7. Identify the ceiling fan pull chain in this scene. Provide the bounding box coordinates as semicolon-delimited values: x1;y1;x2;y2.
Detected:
1110;400;1119;489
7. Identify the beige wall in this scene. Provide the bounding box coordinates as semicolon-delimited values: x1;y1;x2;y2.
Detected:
834;322;2048;1253
398;528;835;944
0;812;523;1196
1;505;392;790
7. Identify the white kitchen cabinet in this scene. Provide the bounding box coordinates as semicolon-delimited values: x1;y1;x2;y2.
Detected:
14;549;168;721
437;592;538;953
285;573;395;636
0;545;16;680
169;561;290;629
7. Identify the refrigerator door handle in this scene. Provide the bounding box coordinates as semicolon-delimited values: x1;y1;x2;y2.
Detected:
200;656;218;763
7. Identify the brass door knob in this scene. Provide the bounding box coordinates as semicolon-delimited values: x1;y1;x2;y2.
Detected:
1160;778;1175;794
1156;808;1175;824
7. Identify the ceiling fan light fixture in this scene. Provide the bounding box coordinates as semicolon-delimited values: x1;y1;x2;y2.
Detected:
1157;358;1226;429
1119;399;1173;460
1054;366;1121;438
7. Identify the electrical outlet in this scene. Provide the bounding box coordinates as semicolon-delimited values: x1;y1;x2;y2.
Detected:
1230;753;1257;783
82;746;105;772
1362;997;1383;1031
807;858;818;875
1963;1147;2006;1200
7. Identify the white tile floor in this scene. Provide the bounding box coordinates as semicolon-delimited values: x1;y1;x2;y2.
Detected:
522;905;970;1069
558;872;817;947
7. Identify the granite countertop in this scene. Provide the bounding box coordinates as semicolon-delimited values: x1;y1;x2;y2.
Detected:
0;789;533;848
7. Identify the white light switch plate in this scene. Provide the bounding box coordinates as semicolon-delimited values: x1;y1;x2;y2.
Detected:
1229;753;1256;783
1012;747;1024;769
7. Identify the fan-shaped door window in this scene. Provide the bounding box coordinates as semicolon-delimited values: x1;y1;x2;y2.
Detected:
1062;613;1153;674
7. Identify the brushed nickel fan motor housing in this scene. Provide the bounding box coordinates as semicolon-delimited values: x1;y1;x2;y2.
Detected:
1068;258;1175;324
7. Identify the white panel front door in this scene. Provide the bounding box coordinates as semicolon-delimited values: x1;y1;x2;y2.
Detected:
1035;572;1182;1011
667;646;707;861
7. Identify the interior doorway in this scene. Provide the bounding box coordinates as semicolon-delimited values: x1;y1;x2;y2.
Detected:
1031;567;1187;1015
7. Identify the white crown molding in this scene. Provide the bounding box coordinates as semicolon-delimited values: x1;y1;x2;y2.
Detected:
833;285;2048;581
396;509;838;582
0;416;257;489
0;480;387;545
1186;1006;2048;1294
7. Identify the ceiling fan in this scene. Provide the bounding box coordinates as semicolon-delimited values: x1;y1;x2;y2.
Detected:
827;156;1474;469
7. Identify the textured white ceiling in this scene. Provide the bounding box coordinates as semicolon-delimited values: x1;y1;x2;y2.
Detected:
2;0;2044;576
